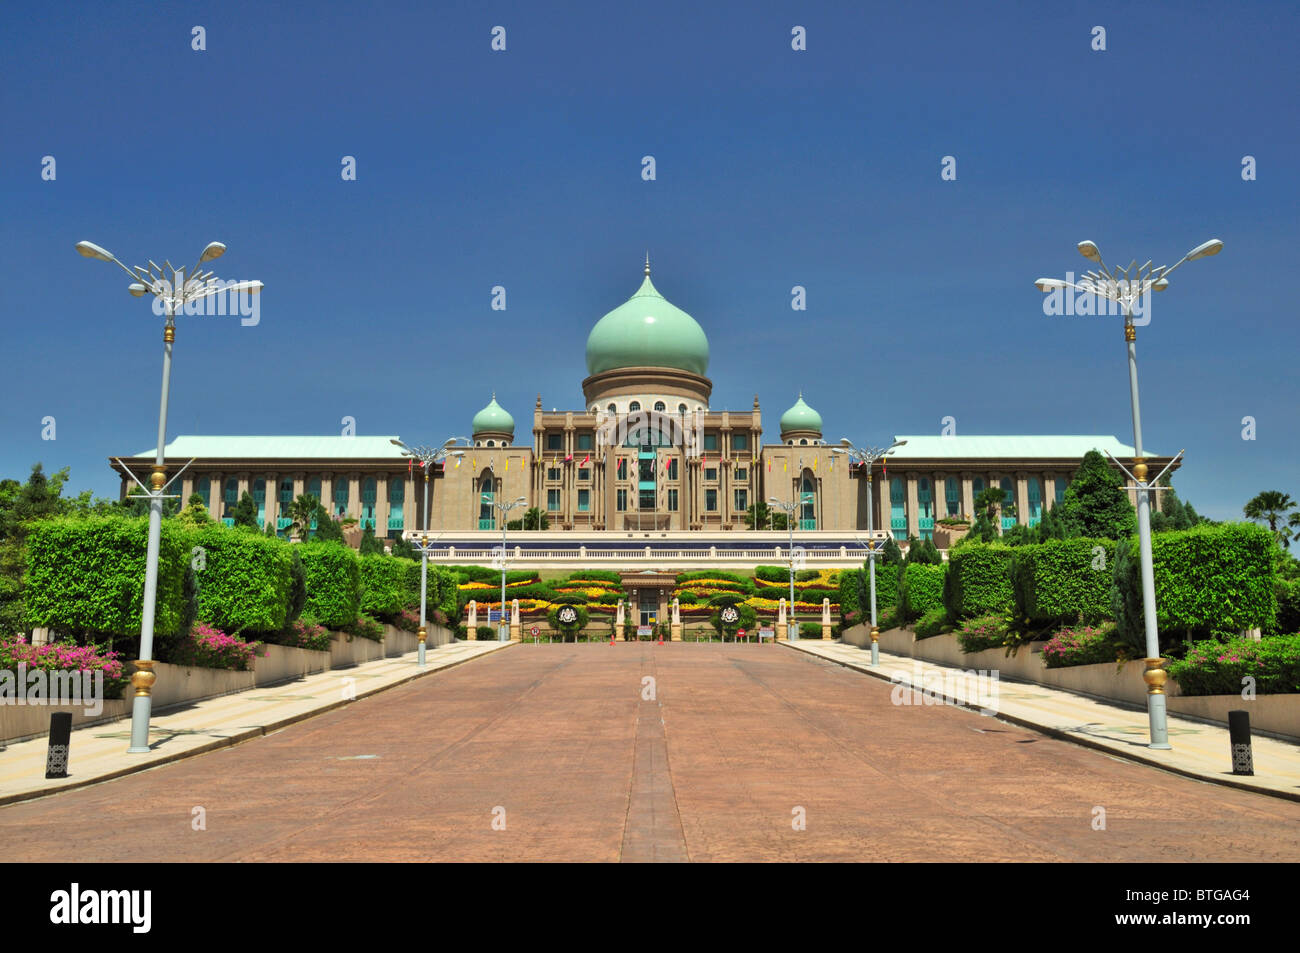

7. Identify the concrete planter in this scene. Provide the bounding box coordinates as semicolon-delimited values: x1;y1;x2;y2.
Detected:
932;523;971;549
255;643;330;686
328;629;386;669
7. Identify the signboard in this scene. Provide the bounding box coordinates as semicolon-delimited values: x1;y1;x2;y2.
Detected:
529;625;539;637
758;627;775;642
737;628;746;639
488;610;502;623
637;626;652;638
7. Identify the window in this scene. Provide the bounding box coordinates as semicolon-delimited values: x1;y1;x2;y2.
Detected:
734;488;748;512
918;477;933;519
607;403;616;415
616;458;628;480
800;474;816;528
799;438;808;445
479;477;495;529
945;477;960;517
667;489;678;511
629;401;641;412
361;477;377;529
972;476;985;496
705;489;718;511
890;476;906;540
639;489;654;509
705;468;718;481
578;489;590;512
308;477;321;501
576;433;594;450
703;433;718;452
195;477;210;508
667;458;678;480
388;476;404;534
1055;477;1068;504
333;477;349;518
547;489;561;511
546;433;563;451
639;457;655;483
578;468;590;481
678;403;687;414
253;478;266;527
1028;477;1043;524
732;433;748;451
735;468;747;481
279;479;294;506
617;489;627;511
654;401;666;412
547;467;561;481
485;439;495;447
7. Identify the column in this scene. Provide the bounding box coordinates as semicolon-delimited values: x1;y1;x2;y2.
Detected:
1044;474;1057;512
378;472;392;538
1016;471;1030;525
961;471;974;520
403;471;416;534
208;471;222;516
905;471;919;538
320;472;333;517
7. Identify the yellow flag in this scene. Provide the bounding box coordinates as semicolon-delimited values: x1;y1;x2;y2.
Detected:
813;455;818;472
504;457;509;473
783;460;787;473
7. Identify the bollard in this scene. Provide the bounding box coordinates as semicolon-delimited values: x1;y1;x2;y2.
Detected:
1228;710;1253;776
45;712;73;779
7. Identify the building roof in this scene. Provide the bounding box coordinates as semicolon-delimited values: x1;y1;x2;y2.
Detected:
780;394;822;433
126;435;408;460
887;435;1154;460
472;395;515;434
585;267;710;377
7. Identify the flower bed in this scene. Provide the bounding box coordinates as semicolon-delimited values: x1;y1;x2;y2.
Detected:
271;617;332;652
953;614;1008;654
0;636;130;699
343;614;384;642
1168;634;1300;696
167;623;265;671
1041;623;1120;669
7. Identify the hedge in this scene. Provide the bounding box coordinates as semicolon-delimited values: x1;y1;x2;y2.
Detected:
358;554;409;618
838;569;863;623
860;561;900;612
1012;538;1112;627
899;563;944;622
943;544;1015;621
447;566;538;586
1113;522;1277;651
677;570;753;593
298;542;361;627
1167;633;1300;696
566;570;622;584
25;516;189;639
189;525;293;635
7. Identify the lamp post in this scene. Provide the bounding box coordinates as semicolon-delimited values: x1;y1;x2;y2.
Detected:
391;436;468;666
76;239;262;752
768;459;808;640
1035;237;1222;750
482;490;527;641
834;438;906;665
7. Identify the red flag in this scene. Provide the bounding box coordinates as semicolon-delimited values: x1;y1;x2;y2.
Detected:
565;452;573;462
581;453;590;466
408;458;413;476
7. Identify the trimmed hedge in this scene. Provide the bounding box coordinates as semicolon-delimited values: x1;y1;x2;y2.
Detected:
838;569;862;623
25;516;189;639
944;544;1015;621
189;525;293;635
1113;522;1278;651
914;607;948;639
1012;538;1112;626
298;542;361;628
566;570;621;584
358;554;408;617
448;566;538;585
899;563;944;622
1167;634;1300;696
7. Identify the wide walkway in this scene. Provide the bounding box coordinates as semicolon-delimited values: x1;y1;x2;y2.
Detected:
1;642;1297;862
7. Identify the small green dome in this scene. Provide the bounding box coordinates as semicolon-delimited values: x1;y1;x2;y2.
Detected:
472;395;514;434
780;394;822;433
585;267;710;377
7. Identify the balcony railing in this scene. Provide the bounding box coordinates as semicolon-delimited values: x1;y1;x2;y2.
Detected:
1000;516;1018;530
387;515;405;530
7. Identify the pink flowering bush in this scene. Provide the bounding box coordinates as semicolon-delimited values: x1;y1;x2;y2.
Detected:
166;622;264;671
280;617;332;652
1167;634;1300;696
393;608;421;633
1041;622;1120;669
0;636;130;699
954;614;1008;654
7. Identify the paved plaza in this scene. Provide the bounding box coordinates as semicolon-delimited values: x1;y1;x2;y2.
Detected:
2;642;1297;862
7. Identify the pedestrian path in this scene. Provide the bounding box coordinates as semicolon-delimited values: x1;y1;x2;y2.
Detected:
786;639;1300;802
0;640;512;806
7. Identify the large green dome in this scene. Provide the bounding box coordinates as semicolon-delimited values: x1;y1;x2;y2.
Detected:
472;395;514;434
585;269;710;377
780;394;822;433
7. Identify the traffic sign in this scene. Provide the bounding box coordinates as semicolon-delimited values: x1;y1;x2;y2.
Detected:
529;625;539;637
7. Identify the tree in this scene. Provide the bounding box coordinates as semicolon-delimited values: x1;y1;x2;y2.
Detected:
359;526;384;555
314;511;344;543
906;535;941;564
522;506;550;530
879;537;903;565
176;493;214;528
1243;491;1296;548
287;493;322;541
1057;450;1137;539
231;490;259;529
1036;503;1068;541
390;535;419;560
973;487;1005;527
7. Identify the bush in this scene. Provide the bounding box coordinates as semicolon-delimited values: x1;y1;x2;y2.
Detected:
566;570;621;584
954;614;1008;653
914;607;948;639
838;569;862;623
1040;622;1120;669
899;563;944;622
165;622;264;670
710;596;756;637
877;606;901;631
268;616;331;652
944;544;1015;621
1012;538;1112;627
865;561;900;611
0;635;130;699
547;602;590;640
344;614;384;641
677;570;754;593
1167;634;1300;696
1113;523;1278;654
798;621;823;638
358;554;408;618
475;625;497;641
24;516;189;641
188;525;293;635
298;542;361;627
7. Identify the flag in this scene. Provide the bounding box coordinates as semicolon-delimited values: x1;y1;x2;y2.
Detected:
813;455;818;472
408;458;413;476
504;457;509;473
882;458;887;479
565;452;573;462
783;460;787;473
767;458;772;473
473;457;477;471
455;456;461;469
581;453;589;466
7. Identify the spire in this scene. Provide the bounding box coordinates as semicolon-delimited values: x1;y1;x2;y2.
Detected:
644;251;650;276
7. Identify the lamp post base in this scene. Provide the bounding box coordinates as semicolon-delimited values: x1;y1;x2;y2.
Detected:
417;626;427;669
126;661;157;753
870;626;879;667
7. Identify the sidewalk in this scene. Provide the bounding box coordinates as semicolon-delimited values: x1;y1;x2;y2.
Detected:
0;640;512;807
785;639;1300;802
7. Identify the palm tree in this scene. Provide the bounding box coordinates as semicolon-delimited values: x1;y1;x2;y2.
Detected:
1243;491;1295;547
287;493;322;541
973;487;1004;524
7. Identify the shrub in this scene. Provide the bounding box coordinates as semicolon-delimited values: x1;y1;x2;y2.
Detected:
798;621;823;639
0;635;130;699
298;542;361;628
165;622;264;671
269;616;331;652
358;554;408;618
475;625;497;641
1040;622;1120;669
944;544;1015;621
566;569;621;584
547;602;590;640
1113;523;1278;654
188;525;294;635
877;606;901;631
1012;538;1112;627
954;614;1008;653
1057;449;1138;539
393;608;421;633
914;607;948;639
344;614;384;642
865;561;900;611
710;595;756;637
899;563;944;622
838;569;862;623
677;570;753;593
1167;634;1300;696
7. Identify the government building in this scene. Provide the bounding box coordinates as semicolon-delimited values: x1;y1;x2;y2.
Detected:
111;261;1178;566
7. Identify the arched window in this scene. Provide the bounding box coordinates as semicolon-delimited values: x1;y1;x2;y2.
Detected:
944;477;960;517
890;477;906;540
654;401;666;412
479;476;495;529
799;473;816;529
999;478;1016;528
799;438;808;445
628;401;641;412
918;477;933;518
223;478;238;525
361;477;378;530
972;476;985;496
332;477;349;518
1055;477;1069;504
252;478;266;528
1028;477;1043;526
678;403;687;415
607;403;616;415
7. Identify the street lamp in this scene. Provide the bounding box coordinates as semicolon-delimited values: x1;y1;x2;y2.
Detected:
1035;237;1222;749
391;436;468;666
833;437;906;665
77;239;262;753
482;491;527;641
768;460;810;640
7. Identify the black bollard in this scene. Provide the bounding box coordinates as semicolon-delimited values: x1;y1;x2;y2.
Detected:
1228;710;1253;776
45;712;73;779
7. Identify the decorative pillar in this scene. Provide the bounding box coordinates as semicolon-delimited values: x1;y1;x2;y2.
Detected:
615;599;625;641
468;600;477;631
671;597;682;641
510;599;521;641
1016;470;1030;525
961;471;974;520
347;471;361;520
821;597;832;641
777;597;788;641
1044;474;1058;512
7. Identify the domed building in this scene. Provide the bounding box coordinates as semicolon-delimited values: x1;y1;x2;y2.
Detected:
113;258;1179;570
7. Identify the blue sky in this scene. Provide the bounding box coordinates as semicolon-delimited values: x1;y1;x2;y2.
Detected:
2;0;1296;519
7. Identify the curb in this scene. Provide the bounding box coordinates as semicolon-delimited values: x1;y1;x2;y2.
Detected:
782;640;1300;805
0;642;513;808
